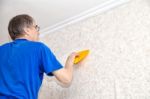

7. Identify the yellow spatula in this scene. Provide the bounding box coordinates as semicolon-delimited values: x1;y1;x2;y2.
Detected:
74;50;90;64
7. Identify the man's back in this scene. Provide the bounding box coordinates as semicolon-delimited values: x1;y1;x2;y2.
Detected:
0;39;63;99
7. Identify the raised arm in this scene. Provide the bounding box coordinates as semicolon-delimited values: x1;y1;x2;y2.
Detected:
53;52;78;86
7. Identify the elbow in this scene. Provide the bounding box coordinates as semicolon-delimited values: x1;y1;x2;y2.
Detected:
62;76;72;87
54;68;73;87
61;69;73;86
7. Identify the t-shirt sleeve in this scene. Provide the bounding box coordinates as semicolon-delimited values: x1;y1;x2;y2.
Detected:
40;43;63;76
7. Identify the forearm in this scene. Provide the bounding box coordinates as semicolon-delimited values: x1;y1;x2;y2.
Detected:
63;56;74;81
53;52;77;85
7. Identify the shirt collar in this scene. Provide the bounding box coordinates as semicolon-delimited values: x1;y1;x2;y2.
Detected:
14;38;28;42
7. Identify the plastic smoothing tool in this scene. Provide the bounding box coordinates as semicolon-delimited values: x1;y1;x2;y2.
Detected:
74;50;90;64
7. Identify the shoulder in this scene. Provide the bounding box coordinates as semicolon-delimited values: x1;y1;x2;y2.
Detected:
29;41;52;52
24;41;49;49
32;41;50;50
0;42;12;50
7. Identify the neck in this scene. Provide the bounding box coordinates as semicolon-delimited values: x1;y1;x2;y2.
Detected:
16;36;31;41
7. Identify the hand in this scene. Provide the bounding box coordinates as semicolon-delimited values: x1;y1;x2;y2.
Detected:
66;52;79;65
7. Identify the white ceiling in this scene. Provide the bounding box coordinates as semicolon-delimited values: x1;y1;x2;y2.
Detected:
0;0;129;44
0;0;106;28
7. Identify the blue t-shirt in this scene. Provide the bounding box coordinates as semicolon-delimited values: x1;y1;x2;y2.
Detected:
0;39;63;99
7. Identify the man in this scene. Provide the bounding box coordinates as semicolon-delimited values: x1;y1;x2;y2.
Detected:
0;14;78;99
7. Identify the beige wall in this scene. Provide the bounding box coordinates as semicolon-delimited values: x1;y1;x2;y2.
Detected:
39;0;150;98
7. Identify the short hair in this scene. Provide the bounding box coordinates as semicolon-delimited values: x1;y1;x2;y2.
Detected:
8;14;34;40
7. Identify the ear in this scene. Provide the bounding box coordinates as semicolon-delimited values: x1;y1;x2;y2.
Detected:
23;27;30;35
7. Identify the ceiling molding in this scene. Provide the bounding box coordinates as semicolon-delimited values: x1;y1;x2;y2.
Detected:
40;0;130;38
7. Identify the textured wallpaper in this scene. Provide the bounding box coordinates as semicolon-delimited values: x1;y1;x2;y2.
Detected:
39;0;150;98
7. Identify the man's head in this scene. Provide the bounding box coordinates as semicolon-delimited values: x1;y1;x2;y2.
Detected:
8;14;40;41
